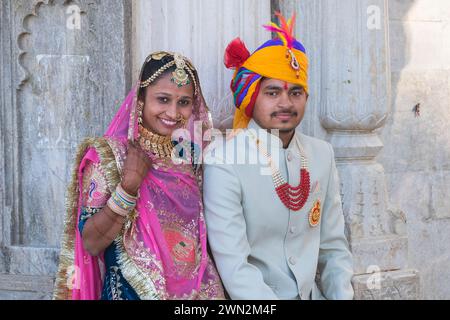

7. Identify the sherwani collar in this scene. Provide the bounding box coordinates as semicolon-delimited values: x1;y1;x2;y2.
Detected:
246;119;300;152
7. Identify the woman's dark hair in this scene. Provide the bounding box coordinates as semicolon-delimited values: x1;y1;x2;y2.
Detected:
138;54;196;100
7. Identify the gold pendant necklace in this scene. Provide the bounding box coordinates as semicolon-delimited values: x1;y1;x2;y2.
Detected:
138;124;174;159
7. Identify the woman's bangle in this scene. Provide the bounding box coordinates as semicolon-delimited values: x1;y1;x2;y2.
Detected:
107;196;131;217
116;183;138;202
106;183;138;217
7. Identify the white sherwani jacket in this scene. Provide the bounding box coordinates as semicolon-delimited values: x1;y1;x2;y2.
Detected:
203;119;354;300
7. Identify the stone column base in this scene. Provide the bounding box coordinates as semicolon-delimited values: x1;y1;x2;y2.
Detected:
0;274;54;300
352;269;420;300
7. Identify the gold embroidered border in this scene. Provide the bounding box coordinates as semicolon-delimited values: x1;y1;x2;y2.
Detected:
53;138;96;300
53;137;161;300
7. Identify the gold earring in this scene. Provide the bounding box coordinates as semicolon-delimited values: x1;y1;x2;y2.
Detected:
137;101;144;125
176;114;187;128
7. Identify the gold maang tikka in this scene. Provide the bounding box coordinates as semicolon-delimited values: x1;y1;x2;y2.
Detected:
171;53;190;87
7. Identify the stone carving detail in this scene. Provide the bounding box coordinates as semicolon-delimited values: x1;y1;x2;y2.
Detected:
14;0;98;247
388;207;407;236
353;270;420;300
349;182;364;239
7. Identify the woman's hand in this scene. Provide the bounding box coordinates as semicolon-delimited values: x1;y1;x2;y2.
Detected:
120;141;152;196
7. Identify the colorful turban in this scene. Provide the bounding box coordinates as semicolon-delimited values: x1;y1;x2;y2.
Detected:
224;12;309;129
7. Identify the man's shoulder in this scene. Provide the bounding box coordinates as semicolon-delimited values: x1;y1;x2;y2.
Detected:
203;129;335;165
296;132;333;159
203;129;250;163
297;132;330;148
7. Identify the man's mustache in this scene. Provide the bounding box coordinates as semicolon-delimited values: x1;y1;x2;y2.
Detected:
270;110;298;117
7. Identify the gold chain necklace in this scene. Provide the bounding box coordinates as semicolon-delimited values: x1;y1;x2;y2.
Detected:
138;124;174;159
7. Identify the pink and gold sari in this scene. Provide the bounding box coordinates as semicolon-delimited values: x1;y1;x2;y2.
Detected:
53;54;225;300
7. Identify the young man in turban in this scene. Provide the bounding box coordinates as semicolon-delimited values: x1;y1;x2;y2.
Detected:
203;13;354;300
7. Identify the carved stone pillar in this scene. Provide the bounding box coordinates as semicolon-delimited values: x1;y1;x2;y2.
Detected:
279;0;420;299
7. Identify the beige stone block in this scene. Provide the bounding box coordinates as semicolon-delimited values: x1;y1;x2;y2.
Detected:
390;0;450;22
383;171;450;299
404;21;448;70
379;70;450;172
351;235;408;275
353;269;420;300
0;274;54;300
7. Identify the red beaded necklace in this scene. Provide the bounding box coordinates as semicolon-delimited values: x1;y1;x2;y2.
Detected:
250;132;310;211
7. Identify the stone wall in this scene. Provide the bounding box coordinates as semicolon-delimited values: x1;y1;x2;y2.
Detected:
378;0;450;299
0;0;131;299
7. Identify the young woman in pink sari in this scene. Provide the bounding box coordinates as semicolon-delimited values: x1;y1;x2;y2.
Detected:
53;51;225;300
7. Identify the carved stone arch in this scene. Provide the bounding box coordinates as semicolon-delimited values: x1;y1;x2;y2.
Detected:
16;0;94;90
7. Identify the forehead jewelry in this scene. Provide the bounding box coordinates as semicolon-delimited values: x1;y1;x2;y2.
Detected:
171;54;190;88
140;53;198;96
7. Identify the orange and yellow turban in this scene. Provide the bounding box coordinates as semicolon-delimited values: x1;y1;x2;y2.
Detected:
224;12;309;129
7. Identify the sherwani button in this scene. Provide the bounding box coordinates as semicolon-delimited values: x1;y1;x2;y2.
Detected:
289;226;296;234
289;256;297;265
287;152;293;161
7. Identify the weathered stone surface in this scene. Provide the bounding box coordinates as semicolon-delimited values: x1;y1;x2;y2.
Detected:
0;274;54;300
13;0;131;247
351;236;408;275
377;0;450;299
389;0;450;23
352;269;420;300
0;291;52;300
380;70;450;173
6;246;59;276
0;250;5;274
0;0;131;299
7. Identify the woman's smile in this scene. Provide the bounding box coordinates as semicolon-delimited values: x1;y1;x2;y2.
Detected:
159;117;179;128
